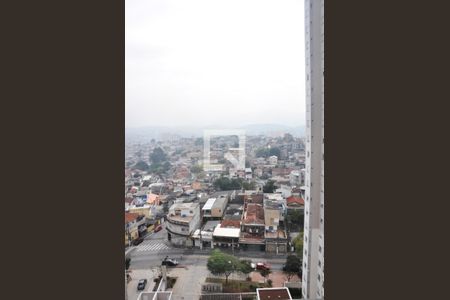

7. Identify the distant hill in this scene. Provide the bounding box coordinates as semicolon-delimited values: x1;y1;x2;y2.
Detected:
126;124;305;143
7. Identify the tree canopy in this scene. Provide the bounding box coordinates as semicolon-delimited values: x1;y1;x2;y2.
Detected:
190;164;203;174
133;160;149;171
283;255;301;281
255;147;281;158
213;177;243;191
150;147;168;164
242;181;256;190
263;180;277;193
207;250;240;284
293;231;304;257
238;259;254;279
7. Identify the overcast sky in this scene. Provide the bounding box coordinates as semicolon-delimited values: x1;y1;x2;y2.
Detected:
126;0;305;129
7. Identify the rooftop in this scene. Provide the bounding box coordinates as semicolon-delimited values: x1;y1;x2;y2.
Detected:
257;287;292;300
168;214;193;223
286;196;304;206
265;229;287;239
213;224;241;238
125;212;140;224
203;220;221;231
202;198;216;210
243;203;265;225
221;219;241;228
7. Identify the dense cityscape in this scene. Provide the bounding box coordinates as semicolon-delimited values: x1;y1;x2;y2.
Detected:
125;132;307;300
125;0;324;299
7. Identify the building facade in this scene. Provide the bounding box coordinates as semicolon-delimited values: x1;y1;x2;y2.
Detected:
166;202;201;246
302;0;325;299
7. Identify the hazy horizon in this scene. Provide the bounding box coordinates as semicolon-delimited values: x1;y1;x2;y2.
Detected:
126;0;305;128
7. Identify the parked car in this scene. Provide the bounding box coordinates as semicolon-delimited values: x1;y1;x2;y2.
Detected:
137;279;147;291
132;237;144;246
154;225;163;233
161;257;179;267
255;262;271;271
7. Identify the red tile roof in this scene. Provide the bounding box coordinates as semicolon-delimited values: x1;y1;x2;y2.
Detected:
125;212;139;224
221;219;241;228
286;196;304;206
243;203;264;224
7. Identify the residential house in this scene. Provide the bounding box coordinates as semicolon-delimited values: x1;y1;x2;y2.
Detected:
166;202;201;246
271;168;292;177
191;181;203;191
243;192;264;207
254;168;263;177
286;196;305;210
202;196;228;221
213;219;241;250
268;155;278;165
245;167;253;180
289;169;305;187
264;198;288;254
275;185;292;198
192;220;221;249
239;203;265;250
146;193;161;206
125;212;145;246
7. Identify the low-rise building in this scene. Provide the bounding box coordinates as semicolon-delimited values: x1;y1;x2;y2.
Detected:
166;202;201;246
239;203;265;250
213;219;241;251
286;196;305;210
263;196;288;254
202;196;228;220
192;220;221;249
125;212;145;246
245;167;253;180
289;169;305;187
268;155;278;165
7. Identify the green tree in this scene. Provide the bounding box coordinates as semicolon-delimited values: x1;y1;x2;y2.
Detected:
242;181;256;190
207;250;240;284
259;268;272;284
255;147;281;158
282;255;301;282
213;177;243;191
268;147;281;158
293;231;304;257
190;164;203;174
150;147;168;164
238;260;254;280
133;160;149;171
263;180;277;193
286;209;304;230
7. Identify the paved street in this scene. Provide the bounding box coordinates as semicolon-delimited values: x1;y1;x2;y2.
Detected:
135;240;171;252
126;220;291;300
126;269;157;300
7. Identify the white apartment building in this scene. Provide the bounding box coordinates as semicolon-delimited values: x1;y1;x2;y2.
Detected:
302;0;324;299
268;155;278;165
166;202;201;246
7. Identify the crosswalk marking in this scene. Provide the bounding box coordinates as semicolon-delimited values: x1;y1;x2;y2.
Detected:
136;240;171;252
